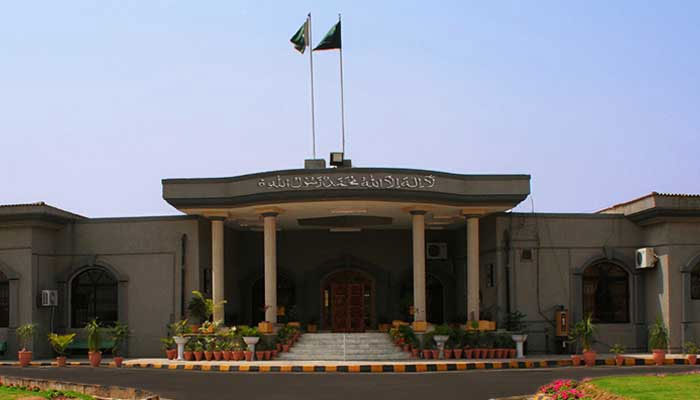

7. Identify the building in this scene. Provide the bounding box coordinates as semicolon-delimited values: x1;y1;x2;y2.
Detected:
1;164;699;357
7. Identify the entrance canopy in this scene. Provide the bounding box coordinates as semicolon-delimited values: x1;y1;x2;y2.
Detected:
162;167;531;228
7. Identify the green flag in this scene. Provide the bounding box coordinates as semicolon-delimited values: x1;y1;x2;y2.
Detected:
290;18;309;53
313;21;341;51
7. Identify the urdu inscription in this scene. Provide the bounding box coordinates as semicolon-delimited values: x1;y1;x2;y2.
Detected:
257;174;437;190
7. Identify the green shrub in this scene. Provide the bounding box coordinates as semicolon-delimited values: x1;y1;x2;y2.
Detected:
48;333;76;356
648;317;669;350
84;319;101;352
16;323;37;351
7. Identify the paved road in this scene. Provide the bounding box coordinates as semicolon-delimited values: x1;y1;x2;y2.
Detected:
0;365;697;400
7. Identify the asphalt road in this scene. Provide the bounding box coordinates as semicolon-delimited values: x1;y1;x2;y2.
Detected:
0;365;697;400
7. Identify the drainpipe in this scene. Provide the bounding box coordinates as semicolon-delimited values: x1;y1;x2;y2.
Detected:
180;234;187;319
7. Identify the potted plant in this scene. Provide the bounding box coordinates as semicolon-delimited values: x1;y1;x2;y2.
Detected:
570;314;596;367
610;343;625;366
421;334;434;359
484;332;496;359
188;290;226;330
213;337;223;361
683;341;698;365
239;325;260;360
506;311;528;359
306;318;318;333
506;336;516;358
16;323;37;367
84;319;102;367
161;337;176;360
648;317;669;366
110;322;129;367
233;340;245;361
193;339;204;361
171;319;190;361
184;340;194;361
410;337;420;358
255;340;266;361
48;333;75;367
462;331;476;359
203;336;214;361
451;327;464;359
432;324;452;359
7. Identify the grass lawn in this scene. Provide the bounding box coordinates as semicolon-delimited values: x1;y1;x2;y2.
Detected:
591;374;700;400
0;386;93;400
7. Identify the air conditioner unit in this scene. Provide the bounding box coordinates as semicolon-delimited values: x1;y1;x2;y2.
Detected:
41;290;58;307
426;242;448;260
635;248;657;269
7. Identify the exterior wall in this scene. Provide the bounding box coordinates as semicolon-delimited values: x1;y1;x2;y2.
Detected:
495;213;646;353
0;216;201;358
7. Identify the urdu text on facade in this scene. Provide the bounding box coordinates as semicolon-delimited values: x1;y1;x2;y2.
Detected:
257;174;437;190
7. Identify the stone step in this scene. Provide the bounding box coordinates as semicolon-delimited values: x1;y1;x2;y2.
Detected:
276;333;413;361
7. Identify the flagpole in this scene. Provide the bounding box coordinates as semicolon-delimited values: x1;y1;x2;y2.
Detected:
338;13;346;155
308;13;317;159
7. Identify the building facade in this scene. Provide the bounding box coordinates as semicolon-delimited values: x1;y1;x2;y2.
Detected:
1;166;699;357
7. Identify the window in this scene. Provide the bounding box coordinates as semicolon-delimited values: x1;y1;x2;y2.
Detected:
692;267;700;300
0;271;8;327
71;268;118;328
582;262;629;323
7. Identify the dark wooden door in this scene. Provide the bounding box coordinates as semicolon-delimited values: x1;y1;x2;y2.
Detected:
331;283;365;332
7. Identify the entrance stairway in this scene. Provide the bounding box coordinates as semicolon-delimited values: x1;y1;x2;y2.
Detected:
276;333;413;361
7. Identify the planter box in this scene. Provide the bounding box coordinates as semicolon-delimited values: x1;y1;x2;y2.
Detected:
258;322;274;334
465;320;495;331
412;321;428;332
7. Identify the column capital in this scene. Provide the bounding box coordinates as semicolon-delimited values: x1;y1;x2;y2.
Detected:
255;206;284;217
403;205;431;215
208;216;227;221
409;210;427;216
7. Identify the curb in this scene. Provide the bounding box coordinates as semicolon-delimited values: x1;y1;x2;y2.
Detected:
120;357;695;373
0;358;695;373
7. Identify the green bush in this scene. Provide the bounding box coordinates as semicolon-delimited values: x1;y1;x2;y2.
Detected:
16;323;37;351
648;317;669;350
84;319;101;352
48;333;76;356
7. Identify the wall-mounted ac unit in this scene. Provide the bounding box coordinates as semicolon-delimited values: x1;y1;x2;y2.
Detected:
41;290;58;307
426;242;448;260
635;248;657;269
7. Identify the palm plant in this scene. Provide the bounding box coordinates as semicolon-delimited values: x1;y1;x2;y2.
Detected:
16;323;37;351
110;322;129;357
648;317;669;350
84;319;102;353
48;333;76;356
569;314;596;352
188;290;226;323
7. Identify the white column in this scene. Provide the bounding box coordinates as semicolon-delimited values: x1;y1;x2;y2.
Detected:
263;213;278;323
411;211;427;322
211;218;225;322
467;216;480;321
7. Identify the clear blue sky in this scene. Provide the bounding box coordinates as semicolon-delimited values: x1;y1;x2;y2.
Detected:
2;1;698;217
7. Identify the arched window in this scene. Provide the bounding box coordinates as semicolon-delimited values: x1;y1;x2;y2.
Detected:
71;268;118;328
0;271;8;328
582;262;629;323
692;266;700;300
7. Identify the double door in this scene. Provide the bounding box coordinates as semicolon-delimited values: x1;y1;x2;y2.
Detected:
331;283;365;332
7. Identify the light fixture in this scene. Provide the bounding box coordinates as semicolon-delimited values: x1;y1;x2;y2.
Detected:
330;152;344;166
329;227;361;232
330;208;368;214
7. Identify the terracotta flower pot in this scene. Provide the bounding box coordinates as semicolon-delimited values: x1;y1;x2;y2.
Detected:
688;355;697;365
276;343;282;352
255;351;264;361
431;349;439;359
204;351;213;361
465;349;473;359
234;350;244;361
213;351;222;361
282;344;291;352
582;350;596;367
571;355;581;366
56;356;67;367
487;349;496;359
444;349;453;359
412;348;419;358
114;356;124;368
271;350;278;359
652;349;666;366
497;349;506;358
194;351;204;361
422;349;432;359
615;354;624;366
166;348;177;360
222;350;231;361
244;351;253;361
18;350;32;367
403;344;411;352
264;350;271;360
184;351;193;361
88;351;102;367
454;349;463;359
509;349;516;358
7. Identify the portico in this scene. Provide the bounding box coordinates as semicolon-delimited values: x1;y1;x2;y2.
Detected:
163;167;530;331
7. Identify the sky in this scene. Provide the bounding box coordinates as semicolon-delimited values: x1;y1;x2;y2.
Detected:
1;1;699;217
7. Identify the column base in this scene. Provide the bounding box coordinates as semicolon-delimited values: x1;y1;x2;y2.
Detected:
412;321;428;332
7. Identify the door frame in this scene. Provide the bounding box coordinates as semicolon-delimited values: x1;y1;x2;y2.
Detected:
320;268;376;331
